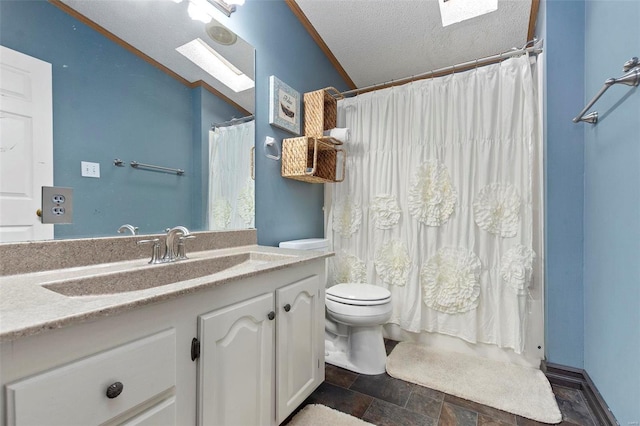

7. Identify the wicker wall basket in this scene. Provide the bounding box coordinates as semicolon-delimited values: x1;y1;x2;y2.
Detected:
303;87;344;139
282;137;346;183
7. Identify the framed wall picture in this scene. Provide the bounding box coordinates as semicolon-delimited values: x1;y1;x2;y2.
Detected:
269;76;300;135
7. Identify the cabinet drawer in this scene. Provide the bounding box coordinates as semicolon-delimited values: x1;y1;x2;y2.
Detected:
6;329;176;426
121;396;176;426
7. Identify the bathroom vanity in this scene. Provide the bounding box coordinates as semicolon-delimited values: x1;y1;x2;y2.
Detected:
0;231;329;426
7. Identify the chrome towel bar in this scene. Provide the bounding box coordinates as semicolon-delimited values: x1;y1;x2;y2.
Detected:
113;159;184;175
573;57;640;124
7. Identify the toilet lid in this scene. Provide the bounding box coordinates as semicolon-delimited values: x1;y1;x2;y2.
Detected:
326;283;391;306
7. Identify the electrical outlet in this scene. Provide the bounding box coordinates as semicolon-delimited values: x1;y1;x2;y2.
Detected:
41;186;73;224
52;194;66;204
81;161;100;178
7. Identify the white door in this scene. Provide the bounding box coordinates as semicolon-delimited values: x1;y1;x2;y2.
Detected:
198;293;275;426
0;46;53;242
276;275;324;424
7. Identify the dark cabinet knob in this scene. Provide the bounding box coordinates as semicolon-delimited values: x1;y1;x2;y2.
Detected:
284;304;291;312
106;382;124;399
268;311;275;320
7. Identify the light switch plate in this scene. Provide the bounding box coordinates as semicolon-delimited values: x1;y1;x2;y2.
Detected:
81;161;100;178
41;186;73;224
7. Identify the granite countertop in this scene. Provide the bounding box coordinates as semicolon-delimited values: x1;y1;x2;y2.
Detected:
0;245;332;342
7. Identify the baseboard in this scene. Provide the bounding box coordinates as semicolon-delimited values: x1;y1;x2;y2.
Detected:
543;362;619;426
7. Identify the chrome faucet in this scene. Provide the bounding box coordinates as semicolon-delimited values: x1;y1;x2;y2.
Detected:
164;226;192;262
137;226;195;264
117;224;139;235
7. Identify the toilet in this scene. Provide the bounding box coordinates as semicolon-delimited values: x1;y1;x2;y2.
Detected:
279;239;393;375
325;283;392;374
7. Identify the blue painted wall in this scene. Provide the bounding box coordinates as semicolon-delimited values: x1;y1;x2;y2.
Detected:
1;0;198;238
544;1;640;423
216;0;350;246
543;0;586;368
582;2;640;424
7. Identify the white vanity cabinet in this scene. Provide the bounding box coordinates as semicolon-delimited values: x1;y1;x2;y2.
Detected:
0;256;326;426
197;274;324;426
5;329;177;426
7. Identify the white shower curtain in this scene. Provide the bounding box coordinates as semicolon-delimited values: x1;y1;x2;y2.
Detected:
327;55;543;356
208;120;255;230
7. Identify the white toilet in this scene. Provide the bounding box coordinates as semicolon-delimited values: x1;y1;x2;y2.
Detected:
279;239;393;375
325;283;392;374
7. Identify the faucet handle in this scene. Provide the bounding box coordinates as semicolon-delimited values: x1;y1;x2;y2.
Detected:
137;238;162;264
177;235;196;260
136;238;159;244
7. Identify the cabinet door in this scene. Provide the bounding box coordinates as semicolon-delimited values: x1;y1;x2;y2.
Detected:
276;275;324;424
198;293;274;426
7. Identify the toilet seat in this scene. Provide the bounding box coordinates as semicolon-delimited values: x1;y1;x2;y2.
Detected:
326;283;391;306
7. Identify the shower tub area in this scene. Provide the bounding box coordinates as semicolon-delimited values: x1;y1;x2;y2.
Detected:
325;50;545;368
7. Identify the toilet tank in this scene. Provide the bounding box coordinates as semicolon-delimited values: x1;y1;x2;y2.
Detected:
279;238;329;251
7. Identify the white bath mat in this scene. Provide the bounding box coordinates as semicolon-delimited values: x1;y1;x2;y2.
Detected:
386;342;562;424
287;404;375;426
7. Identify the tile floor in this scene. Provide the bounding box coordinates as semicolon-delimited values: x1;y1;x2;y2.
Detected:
292;340;601;426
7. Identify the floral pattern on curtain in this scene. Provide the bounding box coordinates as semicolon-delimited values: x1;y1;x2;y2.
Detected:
327;55;542;354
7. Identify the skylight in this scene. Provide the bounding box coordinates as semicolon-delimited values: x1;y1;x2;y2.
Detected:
438;0;498;27
176;38;254;93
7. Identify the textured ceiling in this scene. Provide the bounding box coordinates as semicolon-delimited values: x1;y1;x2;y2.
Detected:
59;0;533;106
60;0;255;113
295;0;533;89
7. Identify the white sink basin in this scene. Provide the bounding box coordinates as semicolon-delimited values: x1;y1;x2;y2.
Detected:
42;252;294;297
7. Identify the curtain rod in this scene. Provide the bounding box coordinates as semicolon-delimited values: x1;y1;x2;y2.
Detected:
338;40;544;98
212;115;255;129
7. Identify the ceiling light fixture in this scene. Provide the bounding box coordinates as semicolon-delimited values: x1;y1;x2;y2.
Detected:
176;38;254;92
187;0;214;23
206;0;242;17
183;0;243;21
